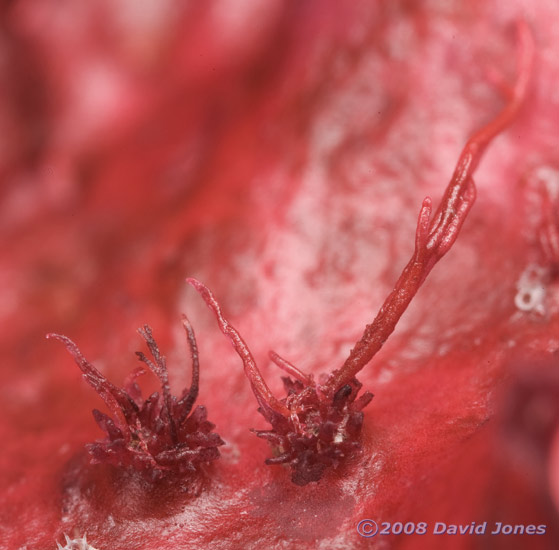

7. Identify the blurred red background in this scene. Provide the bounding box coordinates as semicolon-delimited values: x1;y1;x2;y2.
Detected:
0;1;557;549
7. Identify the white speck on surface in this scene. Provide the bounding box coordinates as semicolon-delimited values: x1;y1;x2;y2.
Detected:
56;534;100;550
514;264;547;315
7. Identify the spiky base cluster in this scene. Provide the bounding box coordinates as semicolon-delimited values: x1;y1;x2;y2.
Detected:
48;321;224;481
88;395;222;479
255;377;373;486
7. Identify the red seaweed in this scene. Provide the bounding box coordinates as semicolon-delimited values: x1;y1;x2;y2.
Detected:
47;317;224;481
187;22;534;485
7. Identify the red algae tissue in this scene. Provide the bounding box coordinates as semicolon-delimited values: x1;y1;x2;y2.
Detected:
1;2;558;550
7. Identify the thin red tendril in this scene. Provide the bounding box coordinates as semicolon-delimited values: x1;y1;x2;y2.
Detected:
324;21;534;394
186;278;290;419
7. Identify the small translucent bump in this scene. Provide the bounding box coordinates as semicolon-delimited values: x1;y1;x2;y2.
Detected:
514;264;547;315
515;287;545;313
